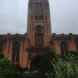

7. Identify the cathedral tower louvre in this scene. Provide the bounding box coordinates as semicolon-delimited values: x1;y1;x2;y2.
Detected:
27;0;51;47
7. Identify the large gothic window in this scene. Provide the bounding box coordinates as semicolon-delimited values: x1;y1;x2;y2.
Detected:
60;41;67;56
35;25;44;48
12;37;20;64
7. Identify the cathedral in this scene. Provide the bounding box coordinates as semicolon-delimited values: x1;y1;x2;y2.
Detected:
0;0;78;69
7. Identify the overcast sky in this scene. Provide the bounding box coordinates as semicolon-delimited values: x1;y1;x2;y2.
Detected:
0;0;78;34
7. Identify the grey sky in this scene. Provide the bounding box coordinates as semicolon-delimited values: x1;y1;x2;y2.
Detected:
0;0;78;34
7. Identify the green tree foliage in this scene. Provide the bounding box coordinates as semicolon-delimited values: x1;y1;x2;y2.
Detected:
64;51;78;61
0;49;78;78
0;53;18;78
48;50;78;78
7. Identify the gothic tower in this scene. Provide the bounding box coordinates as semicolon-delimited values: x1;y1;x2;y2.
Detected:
27;0;51;47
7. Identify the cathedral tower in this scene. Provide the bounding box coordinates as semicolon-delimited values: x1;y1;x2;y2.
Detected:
27;0;51;47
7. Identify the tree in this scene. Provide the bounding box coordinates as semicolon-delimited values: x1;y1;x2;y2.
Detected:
0;53;18;78
49;50;78;78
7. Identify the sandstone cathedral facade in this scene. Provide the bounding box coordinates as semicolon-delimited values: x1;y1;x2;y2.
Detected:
0;0;78;69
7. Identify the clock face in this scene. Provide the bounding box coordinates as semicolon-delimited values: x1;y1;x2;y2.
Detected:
36;25;43;33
